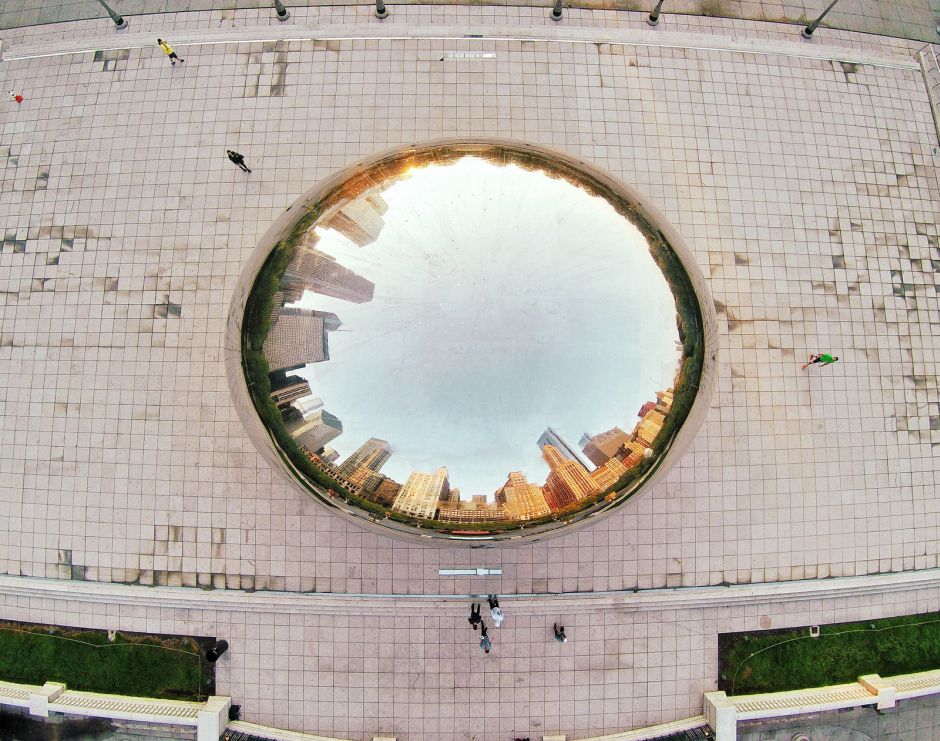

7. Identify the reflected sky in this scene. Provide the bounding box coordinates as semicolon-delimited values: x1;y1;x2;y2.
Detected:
291;157;681;497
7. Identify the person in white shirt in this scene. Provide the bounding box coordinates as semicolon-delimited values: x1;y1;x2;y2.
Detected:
488;594;503;628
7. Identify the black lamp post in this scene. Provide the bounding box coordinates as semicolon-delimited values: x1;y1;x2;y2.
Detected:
95;0;127;29
551;0;563;21
801;0;840;38
274;0;290;21
647;0;665;26
375;0;388;19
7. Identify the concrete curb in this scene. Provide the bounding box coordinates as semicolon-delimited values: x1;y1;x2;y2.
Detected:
2;568;940;615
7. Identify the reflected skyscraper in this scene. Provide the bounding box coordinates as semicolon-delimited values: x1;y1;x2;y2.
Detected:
438;498;508;523
496;472;551;521
320;193;389;247
283;247;375;304
281;406;305;435
630;389;672;449
269;372;311;409
337;438;392;478
292;410;343;455
589;456;628;491
619;438;650;467
542;444;598;510
371;477;402;506
391;466;450;520
263;307;340;374
635;409;666;446
656;389;674;412
320;447;340;464
537;427;589;470
292;396;324;418
348;467;385;493
580;427;632;467
270;286;304;326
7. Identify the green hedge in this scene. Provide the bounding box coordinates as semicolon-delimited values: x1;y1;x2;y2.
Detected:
0;623;209;700
720;612;940;695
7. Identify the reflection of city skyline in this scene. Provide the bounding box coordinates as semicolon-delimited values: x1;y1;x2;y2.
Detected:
258;157;684;526
299;386;676;523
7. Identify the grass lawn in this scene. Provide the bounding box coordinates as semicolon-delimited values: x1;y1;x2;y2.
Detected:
719;612;940;695
0;621;214;701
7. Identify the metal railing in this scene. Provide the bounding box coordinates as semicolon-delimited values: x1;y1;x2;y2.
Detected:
2;0;940;43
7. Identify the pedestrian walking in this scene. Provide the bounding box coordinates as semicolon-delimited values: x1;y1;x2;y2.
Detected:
801;353;839;370
488;594;503;628
157;39;185;65
553;623;567;643
479;623;491;653
227;150;252;173
8;91;23;104
468;602;482;631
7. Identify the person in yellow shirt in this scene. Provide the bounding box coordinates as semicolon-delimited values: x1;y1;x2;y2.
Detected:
157;38;184;65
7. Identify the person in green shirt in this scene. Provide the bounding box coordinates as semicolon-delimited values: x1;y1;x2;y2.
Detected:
802;353;839;369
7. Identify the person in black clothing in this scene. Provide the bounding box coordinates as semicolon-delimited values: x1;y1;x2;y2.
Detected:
226;149;251;172
479;622;491;653
553;623;567;643
468;602;482;630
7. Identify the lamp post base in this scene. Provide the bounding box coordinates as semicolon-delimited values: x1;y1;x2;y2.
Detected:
646;14;660;25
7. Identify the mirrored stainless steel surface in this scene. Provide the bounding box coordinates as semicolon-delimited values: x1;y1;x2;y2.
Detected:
233;142;712;540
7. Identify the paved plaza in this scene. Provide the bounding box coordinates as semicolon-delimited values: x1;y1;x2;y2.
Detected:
1;3;939;740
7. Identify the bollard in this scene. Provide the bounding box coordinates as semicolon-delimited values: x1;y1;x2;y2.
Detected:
274;0;290;21
205;639;229;663
801;0;840;38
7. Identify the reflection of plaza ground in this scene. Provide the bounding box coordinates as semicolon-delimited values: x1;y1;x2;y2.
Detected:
241;146;708;538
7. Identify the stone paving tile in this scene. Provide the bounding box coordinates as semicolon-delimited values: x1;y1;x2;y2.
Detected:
0;8;938;598
1;580;939;738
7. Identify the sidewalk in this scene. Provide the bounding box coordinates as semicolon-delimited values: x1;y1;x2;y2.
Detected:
2;0;938;43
